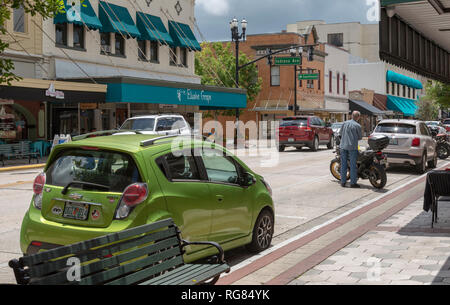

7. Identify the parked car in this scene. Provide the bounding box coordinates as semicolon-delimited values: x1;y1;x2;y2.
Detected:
331;122;344;136
120;114;191;135
21;134;275;263
443;118;450;133
277;116;334;152
371;119;437;174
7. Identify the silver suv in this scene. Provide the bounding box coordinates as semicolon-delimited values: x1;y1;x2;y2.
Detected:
371;120;437;173
119;114;191;135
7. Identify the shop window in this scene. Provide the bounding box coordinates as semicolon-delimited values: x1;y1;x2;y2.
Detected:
307;69;314;89
73;24;85;49
55;23;68;46
150;41;159;62
318;70;321;90
343;74;346;95
170;46;178;66
13;6;26;33
336;72;340;95
386;82;390;95
100;32;111;54
270;66;280;86
391;82;395;95
180;48;188;67
115;34;125;57
138;40;147;60
329;71;333;93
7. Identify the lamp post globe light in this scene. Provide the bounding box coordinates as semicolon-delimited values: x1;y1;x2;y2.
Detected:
230;18;247;147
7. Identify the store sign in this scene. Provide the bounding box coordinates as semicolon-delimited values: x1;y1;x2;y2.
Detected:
0;106;16;139
176;89;212;104
80;103;98;110
159;104;178;109
46;83;65;100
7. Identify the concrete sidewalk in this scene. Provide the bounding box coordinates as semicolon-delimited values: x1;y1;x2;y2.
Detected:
218;165;450;285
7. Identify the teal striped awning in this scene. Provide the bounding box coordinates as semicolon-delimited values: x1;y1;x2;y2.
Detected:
387;95;418;117
168;21;201;51
98;1;141;39
386;70;423;89
54;0;102;30
136;12;173;45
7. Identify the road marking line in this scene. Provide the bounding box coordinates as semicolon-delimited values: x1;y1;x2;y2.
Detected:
221;161;450;281
0;180;33;189
276;215;307;220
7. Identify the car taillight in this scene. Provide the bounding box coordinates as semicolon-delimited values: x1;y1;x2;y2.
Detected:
33;173;46;210
115;183;148;220
412;138;421;147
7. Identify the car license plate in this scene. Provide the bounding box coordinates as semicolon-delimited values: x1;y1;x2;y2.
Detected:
389;138;398;145
288;138;295;142
63;202;90;221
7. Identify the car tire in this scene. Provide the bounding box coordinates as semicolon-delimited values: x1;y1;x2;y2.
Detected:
310;136;319;152
427;151;438;169
327;135;334;150
246;209;274;253
415;152;427;174
278;145;285;152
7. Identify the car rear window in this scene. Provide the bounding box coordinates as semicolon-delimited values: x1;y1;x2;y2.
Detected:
280;118;308;127
375;123;416;135
444;119;450;125
121;118;155;131
46;149;141;192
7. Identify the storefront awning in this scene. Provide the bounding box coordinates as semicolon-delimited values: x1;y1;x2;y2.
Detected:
103;77;246;109
98;1;141;39
136;12;173;45
386;95;418;117
386;70;423;89
349;100;386;116
54;0;102;30
168;21;201;51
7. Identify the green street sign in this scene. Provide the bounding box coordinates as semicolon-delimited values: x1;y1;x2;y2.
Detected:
298;73;319;80
274;57;302;66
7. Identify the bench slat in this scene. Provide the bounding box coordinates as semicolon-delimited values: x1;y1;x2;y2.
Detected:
138;264;194;285
149;264;211;285
180;264;230;285
105;255;184;285
80;248;183;285
29;227;178;278
21;219;174;266
31;236;181;285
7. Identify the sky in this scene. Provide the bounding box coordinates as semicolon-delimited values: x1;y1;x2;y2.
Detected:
195;0;378;41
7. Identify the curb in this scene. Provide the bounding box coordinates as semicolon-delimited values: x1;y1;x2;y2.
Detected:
0;164;45;172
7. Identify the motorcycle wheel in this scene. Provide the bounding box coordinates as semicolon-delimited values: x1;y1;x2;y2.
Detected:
330;158;350;181
437;144;449;160
369;164;387;189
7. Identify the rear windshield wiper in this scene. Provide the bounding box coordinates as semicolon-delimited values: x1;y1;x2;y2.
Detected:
62;181;110;195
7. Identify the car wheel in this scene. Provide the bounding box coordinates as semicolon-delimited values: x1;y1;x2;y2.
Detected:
327;135;334;149
415;153;427;174
246;209;274;253
278;145;285;152
427;152;438;169
310;136;319;151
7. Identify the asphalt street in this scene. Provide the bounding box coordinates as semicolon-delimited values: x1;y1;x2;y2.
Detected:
0;143;447;282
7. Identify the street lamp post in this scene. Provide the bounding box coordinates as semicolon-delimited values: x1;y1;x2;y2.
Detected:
230;18;247;147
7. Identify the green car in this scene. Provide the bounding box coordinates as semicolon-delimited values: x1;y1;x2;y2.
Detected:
21;134;274;263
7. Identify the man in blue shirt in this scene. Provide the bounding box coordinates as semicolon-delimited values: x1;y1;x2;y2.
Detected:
339;111;363;188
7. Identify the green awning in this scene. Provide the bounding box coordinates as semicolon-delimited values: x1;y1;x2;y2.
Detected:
54;0;102;30
386;95;418;117
386;70;423;89
98;1;141;39
168;21;201;51
136;12;173;45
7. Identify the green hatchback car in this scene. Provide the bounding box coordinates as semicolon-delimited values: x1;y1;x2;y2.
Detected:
21;134;274;263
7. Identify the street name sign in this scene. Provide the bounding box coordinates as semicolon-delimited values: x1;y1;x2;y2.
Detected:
298;73;319;80
274;57;302;66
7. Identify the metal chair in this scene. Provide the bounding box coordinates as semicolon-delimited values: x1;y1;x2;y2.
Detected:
425;170;450;228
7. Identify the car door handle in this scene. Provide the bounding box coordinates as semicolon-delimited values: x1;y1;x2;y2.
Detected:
216;195;224;203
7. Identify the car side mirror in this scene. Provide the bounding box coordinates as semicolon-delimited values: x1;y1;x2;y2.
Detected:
240;173;256;187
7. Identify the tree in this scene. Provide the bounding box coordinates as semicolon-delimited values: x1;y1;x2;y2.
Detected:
195;42;262;117
425;81;450;109
0;0;65;84
416;96;439;121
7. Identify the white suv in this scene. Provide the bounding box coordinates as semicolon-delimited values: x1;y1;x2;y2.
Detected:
119;115;191;136
371;120;437;174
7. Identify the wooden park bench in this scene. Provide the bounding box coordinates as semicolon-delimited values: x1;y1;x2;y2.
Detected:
9;218;230;285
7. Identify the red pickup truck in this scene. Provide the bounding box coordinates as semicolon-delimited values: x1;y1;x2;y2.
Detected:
277;116;334;152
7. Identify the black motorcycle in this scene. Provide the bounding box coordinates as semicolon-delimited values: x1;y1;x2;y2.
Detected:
330;135;389;189
430;127;450;160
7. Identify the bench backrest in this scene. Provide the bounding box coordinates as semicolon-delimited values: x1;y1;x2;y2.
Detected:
11;218;185;285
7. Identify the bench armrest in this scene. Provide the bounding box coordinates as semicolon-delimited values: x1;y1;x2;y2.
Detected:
181;240;226;264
